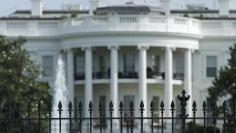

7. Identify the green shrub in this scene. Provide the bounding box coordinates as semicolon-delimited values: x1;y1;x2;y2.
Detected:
185;121;220;133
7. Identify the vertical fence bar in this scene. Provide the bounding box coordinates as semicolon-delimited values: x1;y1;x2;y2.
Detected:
223;101;226;133
192;101;197;133
177;90;190;133
79;101;83;133
48;100;51;133
38;101;41;133
68;101;73;133
7;101;10;133
202;101;207;133
99;102;102;133
171;101;175;133
213;103;217;133
119;101;124;133
130;101;134;133
140;101;144;133
58;101;63;133
109;101;114;133
74;97;77;122
17;103;20;133
27;102;31;133
89;101;93;133
233;101;236;133
160;101;165;133
150;101;154;133
124;113;129;133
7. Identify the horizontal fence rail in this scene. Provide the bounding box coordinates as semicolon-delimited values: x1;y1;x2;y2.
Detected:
0;90;235;133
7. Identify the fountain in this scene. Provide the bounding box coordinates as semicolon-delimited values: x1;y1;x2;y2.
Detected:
51;54;69;133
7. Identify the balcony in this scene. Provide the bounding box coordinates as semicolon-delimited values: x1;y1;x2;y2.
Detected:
74;68;184;81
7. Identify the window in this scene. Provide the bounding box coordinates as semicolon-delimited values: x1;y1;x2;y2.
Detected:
42;56;54;77
206;56;217;77
123;54;135;73
153;55;160;74
175;54;184;79
74;55;84;76
98;55;105;72
123;95;135;116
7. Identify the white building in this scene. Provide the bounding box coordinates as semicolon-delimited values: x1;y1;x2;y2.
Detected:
0;0;233;120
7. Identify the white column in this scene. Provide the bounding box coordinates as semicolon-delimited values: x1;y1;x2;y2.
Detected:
138;46;148;118
67;49;74;103
184;49;192;117
110;46;119;118
164;47;173;117
84;47;93;117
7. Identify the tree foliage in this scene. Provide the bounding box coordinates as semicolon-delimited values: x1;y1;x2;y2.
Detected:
0;35;49;130
207;44;236;110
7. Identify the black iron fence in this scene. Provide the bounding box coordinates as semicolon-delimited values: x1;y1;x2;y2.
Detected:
0;90;235;133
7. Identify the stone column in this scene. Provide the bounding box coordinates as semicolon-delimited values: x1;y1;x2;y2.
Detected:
67;49;74;104
84;47;93;118
138;46;148;118
109;46;119;118
184;49;193;117
164;47;173;118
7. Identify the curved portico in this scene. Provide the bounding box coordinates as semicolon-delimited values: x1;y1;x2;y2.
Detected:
63;37;199;118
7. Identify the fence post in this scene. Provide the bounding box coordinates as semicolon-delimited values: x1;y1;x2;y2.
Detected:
171;101;175;133
213;102;217;133
223;101;226;133
109;101;114;133
6;101;10;133
17;103;21;133
58;101;63;133
89;101;93;133
150;101;154;133
192;101;197;133
233;101;236;133
177;90;190;133
202;101;207;133
130;101;134;133
140;101;144;133
68;101;73;133
48;100;51;133
79;101;83;133
160;101;165;133
119;101;124;133
99;102;103;133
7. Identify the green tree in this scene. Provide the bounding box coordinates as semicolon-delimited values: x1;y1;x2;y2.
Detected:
207;44;236;111
0;35;49;132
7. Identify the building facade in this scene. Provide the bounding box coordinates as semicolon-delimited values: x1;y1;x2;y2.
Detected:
0;0;234;120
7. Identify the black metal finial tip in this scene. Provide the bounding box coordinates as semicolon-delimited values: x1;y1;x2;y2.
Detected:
109;101;113;109
140;101;144;109
130;101;134;108
58;101;62;109
89;101;93;108
68;101;73;109
171;101;175;108
79;101;83;108
193;101;197;108
150;101;154;109
202;101;207;111
160;101;164;108
119;101;124;108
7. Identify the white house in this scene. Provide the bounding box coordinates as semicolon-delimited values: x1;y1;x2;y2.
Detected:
0;0;233;121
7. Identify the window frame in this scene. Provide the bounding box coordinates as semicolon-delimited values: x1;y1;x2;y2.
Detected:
41;55;54;78
206;55;217;78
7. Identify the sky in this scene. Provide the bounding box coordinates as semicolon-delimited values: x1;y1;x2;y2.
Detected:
0;0;236;16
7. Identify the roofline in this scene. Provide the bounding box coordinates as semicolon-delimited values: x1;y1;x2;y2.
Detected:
13;10;89;14
171;9;236;14
0;17;63;20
